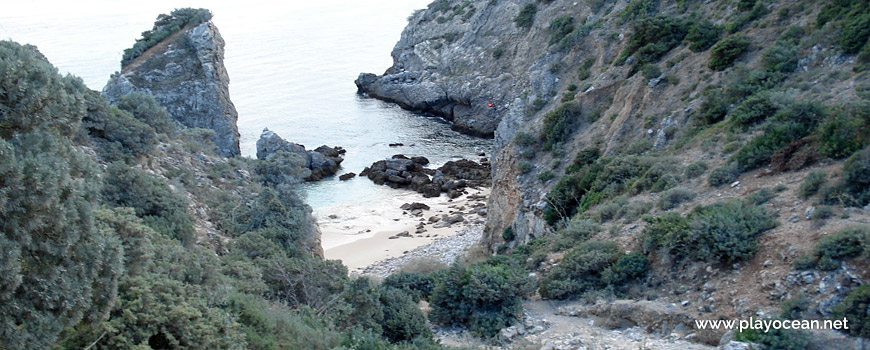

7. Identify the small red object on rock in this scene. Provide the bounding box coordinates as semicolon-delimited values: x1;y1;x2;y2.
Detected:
486;102;494;107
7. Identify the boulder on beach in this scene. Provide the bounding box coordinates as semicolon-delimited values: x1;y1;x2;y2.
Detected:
360;154;490;197
400;202;431;211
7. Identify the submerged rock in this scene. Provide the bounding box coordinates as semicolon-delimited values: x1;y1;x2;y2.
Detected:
256;128;344;181
103;21;241;157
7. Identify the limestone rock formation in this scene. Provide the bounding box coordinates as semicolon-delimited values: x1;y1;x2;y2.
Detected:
256;128;345;181
103;21;241;157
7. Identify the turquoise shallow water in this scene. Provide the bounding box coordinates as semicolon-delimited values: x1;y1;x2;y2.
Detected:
0;0;492;210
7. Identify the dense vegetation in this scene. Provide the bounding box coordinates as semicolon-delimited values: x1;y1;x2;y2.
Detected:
121;8;213;68
1;40;442;349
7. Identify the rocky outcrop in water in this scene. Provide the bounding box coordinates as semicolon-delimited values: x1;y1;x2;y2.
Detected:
360;154;490;198
256;128;344;181
103;21;241;157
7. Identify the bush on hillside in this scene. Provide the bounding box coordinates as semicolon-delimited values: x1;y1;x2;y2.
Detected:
813;226;870;270
685;160;708;179
115;92;176;134
103;162;195;245
428;263;535;337
709;35;750;71
643;198;776;263
540;241;648;300
799;170;826;198
515;3;537;29
685;18;722;52
619;16;690;71
658;187;696;210
540;102;581;151
833;285;870;338
381;272;434;303
548;15;575;45
709;162;739;187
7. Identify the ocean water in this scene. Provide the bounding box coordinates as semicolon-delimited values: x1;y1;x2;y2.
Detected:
0;0;492;211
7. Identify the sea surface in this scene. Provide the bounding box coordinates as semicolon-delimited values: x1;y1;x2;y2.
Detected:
0;0;492;211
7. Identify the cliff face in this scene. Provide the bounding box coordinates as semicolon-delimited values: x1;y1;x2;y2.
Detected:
362;0;867;250
364;0;870;338
103;21;241;157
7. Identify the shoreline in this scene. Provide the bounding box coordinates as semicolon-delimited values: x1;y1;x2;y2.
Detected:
319;187;489;272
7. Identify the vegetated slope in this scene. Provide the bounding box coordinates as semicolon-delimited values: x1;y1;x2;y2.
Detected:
0;31;443;350
362;0;870;346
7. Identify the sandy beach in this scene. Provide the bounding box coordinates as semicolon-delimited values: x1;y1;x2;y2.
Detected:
319;187;489;272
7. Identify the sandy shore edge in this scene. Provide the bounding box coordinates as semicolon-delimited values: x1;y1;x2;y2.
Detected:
320;187;489;272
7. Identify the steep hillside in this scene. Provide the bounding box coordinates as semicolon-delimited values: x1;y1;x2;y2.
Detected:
0;11;443;349
360;0;870;347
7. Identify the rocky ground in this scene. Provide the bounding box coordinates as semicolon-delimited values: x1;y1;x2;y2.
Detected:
355;221;484;279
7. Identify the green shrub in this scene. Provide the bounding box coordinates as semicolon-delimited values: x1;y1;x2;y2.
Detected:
515;3;537;29
381;272;434;303
577;58;595;80
625;139;653;155
737;0;756;11
538;170;555;182
566;147;600;173
602;252;649;285
115;92;176;134
697;87;730;124
518;161;533;174
514;131;536;146
839;12;870;54
540;241;621;299
709;35;750;71
733;122;811;172
103;162;195;245
226;293;342;350
428;263;535;337
492;47;504;59
761;43;799;73
561;219;601;244
819;104;870;159
811;205;835;220
685;18;722;52
799;170;826;198
813;226;870;270
255;150;311;185
842;146;870;206
548;16;575;45
619;16;690;72
640;64;661;79
619;0;658;23
731;93;777;127
502;226;516;241
81;91;157;160
122;8;213;67
658;187;696;210
833;285;870;338
735;320;810;350
531;98;547;113
378;286;433;343
644;199;777;263
792;254;817;270
709;162;739;187
540;102;581;151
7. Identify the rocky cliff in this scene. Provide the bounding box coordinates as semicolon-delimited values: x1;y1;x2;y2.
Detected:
363;0;870;346
103;20;241;157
